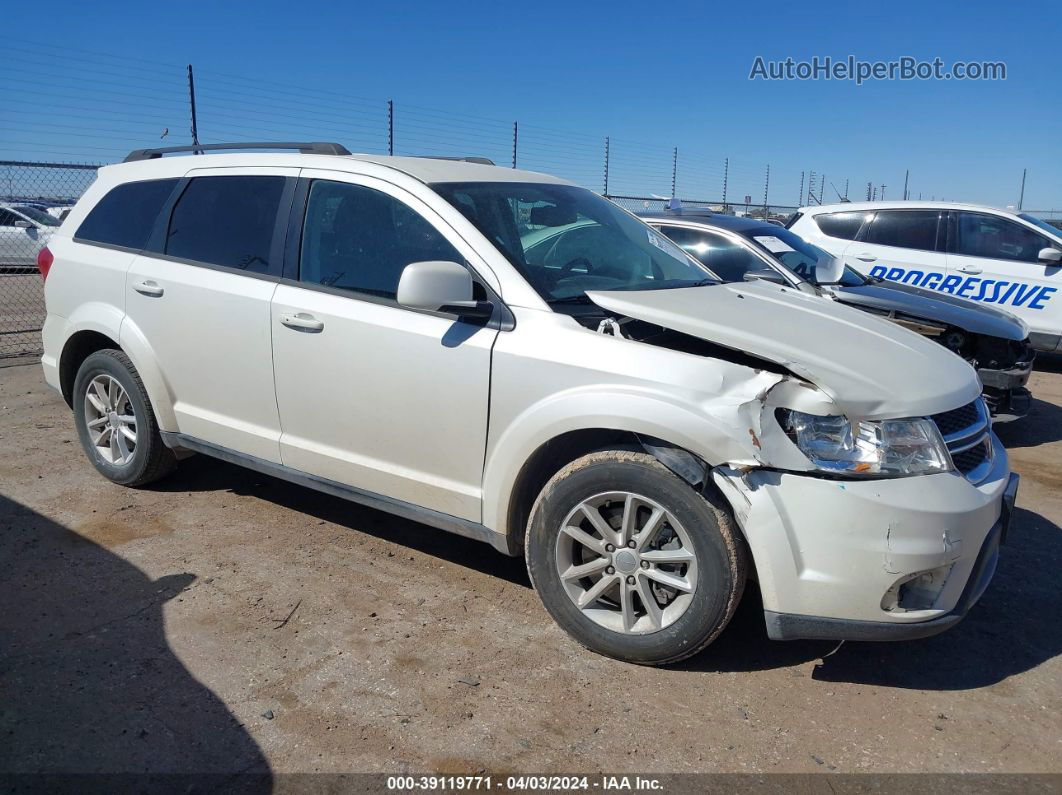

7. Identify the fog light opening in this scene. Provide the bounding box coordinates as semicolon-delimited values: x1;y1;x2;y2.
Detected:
881;565;953;612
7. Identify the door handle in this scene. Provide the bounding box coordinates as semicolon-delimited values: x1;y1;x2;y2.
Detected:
280;312;324;333
854;253;877;262
956;265;983;275
133;279;164;297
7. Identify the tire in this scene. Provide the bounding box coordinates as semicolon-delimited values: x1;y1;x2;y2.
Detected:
526;450;746;665
72;349;177;487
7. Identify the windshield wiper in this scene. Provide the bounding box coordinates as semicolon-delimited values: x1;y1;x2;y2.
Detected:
546;295;594;305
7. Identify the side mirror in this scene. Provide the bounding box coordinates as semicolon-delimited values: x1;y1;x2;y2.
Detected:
813;253;846;284
743;267;785;284
1038;247;1062;265
13;219;32;229
397;260;493;320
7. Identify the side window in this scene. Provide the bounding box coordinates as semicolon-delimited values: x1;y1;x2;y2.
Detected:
164;176;286;274
657;225;763;282
0;209;19;226
813;212;863;240
863;210;940;250
298;180;462;300
953;212;1049;263
75;179;179;249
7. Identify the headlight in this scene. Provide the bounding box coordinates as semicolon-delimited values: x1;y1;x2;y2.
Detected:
778;409;952;477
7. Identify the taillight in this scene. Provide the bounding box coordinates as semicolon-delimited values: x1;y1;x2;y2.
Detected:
37;246;53;281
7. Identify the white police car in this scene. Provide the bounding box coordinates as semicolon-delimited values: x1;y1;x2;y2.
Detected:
789;202;1062;352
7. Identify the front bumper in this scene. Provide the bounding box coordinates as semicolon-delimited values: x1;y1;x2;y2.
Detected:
712;435;1014;639
978;355;1034;421
765;471;1017;641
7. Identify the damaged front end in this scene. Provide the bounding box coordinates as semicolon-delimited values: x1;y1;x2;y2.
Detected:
575;281;1013;639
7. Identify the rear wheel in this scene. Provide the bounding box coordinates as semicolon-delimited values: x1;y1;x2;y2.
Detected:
72;349;177;487
525;450;746;665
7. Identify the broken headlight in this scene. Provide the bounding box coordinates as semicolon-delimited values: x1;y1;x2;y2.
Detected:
778;410;952;477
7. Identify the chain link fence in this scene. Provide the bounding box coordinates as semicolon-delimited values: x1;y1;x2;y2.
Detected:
1;161;99;358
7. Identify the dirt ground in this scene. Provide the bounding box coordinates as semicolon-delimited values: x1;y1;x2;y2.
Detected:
1;356;1061;778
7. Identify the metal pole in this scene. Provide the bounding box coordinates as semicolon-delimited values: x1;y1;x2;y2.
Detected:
797;171;803;207
512;122;518;169
388;100;394;156
867;182;872;200
763;164;769;217
603;137;610;196
818;173;825;204
903;169;909;200
671;147;678;197
187;64;200;152
844;178;849;200
1018;168;1027;209
723;158;729;207
880;184;886;200
807;171;816;205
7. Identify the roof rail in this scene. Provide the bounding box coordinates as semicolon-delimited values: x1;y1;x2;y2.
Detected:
123;142;351;162
411;155;496;166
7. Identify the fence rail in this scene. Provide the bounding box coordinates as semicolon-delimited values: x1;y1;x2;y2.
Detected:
1;158;1059;360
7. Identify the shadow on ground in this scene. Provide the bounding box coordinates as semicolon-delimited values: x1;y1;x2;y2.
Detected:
0;494;271;787
682;507;1062;689
153;455;531;588
994;397;1062;448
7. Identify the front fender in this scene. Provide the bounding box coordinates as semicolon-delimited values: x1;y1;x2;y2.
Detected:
480;384;771;538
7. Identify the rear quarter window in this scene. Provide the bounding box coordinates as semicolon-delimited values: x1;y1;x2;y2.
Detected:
813;212;864;240
75;179;180;250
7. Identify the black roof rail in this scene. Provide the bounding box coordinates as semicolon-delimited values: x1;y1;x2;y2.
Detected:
410;155;496;166
123;142;351;162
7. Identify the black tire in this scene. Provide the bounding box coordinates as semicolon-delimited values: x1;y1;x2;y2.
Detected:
72;349;177;487
525;450;746;665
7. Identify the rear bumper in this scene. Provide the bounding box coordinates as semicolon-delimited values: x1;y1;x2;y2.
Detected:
764;472;1017;641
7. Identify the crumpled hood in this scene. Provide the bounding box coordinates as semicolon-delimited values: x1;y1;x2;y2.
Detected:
586;280;982;418
837;280;1029;341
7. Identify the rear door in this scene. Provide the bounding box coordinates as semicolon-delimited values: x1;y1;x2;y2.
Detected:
945;210;1062;345
123;167;297;462
269;170;497;521
843;209;949;290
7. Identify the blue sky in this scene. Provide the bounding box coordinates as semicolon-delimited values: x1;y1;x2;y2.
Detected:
3;0;1060;210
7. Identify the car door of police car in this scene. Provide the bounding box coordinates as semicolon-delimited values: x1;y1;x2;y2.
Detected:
844;209;949;291
945;210;1062;350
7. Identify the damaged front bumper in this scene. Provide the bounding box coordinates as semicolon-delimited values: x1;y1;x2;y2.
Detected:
713;436;1016;642
977;347;1035;422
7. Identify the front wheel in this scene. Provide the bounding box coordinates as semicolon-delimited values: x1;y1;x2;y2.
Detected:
525;450;746;665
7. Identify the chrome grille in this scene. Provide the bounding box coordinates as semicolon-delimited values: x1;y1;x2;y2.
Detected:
930;400;993;483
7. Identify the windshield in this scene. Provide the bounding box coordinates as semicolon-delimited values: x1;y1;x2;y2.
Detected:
1018;212;1062;240
431;182;718;303
12;205;60;227
740;225;867;287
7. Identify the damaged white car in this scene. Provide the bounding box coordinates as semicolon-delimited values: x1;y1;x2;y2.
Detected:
41;143;1018;665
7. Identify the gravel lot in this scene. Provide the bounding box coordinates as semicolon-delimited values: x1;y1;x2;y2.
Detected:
1;356;1061;777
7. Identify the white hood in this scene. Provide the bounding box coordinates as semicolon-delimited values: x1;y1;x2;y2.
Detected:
586;280;982;418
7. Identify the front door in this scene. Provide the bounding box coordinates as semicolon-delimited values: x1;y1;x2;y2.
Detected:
270;172;497;521
945;210;1062;344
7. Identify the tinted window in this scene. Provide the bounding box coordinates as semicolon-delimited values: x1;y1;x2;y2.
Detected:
0;209;20;227
864;210;940;250
814;212;863;240
954;212;1050;263
299;180;462;299
75;179;178;249
12;206;59;226
165;176;285;273
657;225;761;282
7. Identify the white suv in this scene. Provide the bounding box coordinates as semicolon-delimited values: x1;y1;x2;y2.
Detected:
39;143;1017;664
789;201;1062;352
